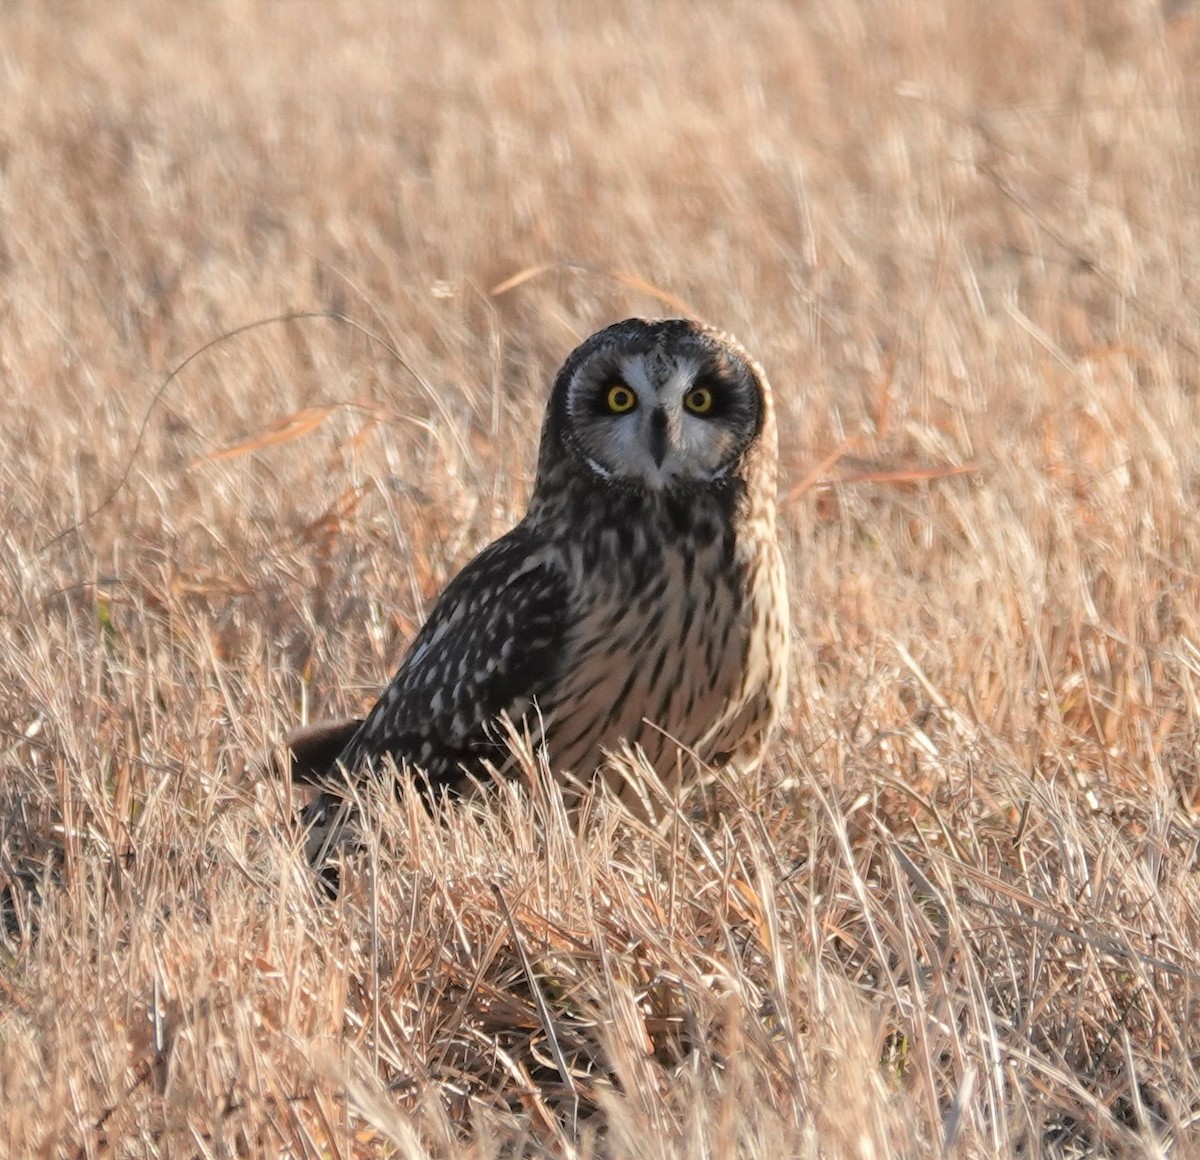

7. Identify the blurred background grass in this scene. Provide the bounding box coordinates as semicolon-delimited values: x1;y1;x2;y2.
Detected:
3;2;1200;1155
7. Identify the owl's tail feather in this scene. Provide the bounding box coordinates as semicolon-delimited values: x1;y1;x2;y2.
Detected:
298;788;358;897
267;718;364;898
270;718;364;784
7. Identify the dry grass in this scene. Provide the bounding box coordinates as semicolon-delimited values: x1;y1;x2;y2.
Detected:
3;0;1200;1155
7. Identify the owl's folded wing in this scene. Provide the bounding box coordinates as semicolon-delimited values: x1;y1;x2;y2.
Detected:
332;525;571;791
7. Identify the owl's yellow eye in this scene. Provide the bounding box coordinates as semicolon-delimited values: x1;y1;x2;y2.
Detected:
606;384;637;413
683;386;714;414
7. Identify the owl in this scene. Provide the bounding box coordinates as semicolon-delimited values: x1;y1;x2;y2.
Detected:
289;318;788;866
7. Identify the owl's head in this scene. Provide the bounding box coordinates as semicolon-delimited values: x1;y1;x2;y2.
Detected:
538;318;773;492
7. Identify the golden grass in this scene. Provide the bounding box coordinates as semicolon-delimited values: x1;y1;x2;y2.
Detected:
3;0;1200;1154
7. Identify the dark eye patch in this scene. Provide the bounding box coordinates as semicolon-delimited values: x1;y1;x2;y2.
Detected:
685;373;729;414
593;377;635;415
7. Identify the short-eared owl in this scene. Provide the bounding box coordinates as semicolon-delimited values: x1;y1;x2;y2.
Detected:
292;318;788;859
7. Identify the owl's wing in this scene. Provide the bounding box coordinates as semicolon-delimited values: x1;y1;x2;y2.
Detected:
333;524;571;791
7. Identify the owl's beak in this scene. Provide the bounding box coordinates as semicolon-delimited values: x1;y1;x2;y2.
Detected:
648;407;669;468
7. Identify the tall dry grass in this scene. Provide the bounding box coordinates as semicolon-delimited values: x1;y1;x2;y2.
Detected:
3;0;1200;1155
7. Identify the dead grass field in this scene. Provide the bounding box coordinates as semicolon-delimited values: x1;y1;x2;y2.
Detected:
3;0;1200;1155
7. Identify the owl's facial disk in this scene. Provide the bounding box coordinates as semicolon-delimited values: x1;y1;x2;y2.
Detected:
566;347;761;489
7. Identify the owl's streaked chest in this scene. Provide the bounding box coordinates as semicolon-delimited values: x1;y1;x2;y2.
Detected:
532;486;786;791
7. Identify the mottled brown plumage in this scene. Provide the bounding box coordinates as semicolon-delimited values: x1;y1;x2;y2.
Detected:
291;318;788;865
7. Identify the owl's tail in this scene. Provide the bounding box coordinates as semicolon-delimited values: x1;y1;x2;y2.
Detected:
271;717;363;784
297;788;358;897
269;717;364;897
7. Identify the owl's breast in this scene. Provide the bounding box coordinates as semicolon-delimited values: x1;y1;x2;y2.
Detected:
535;490;786;794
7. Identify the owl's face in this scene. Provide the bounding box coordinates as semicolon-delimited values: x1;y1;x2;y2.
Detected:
545;319;766;490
